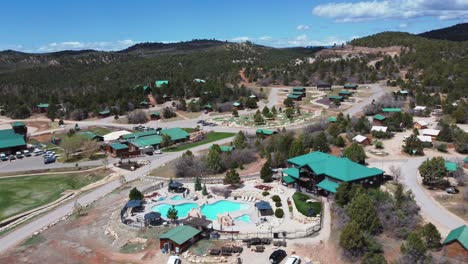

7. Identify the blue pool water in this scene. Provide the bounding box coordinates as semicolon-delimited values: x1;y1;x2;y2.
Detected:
171;195;184;201
201;200;249;220
152;203;197;218
235;214;252;223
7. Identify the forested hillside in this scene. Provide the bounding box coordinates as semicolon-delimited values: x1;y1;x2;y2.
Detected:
418;23;468;42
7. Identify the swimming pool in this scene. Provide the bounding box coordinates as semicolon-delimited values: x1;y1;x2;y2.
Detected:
152;203;197;218
235;214;252;223
170;195;184;201
201;200;249;220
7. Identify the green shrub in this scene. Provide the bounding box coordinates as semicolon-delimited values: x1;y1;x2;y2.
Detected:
275;201;282;207
275;208;284;218
262;191;270;196
374;141;384;149
436;143;447;153
272;195;281;202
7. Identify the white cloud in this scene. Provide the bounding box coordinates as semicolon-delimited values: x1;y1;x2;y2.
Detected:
313;0;468;22
37;39;137;52
399;23;408;28
259;36;272;41
296;24;310;31
254;35;349;47
231;36;250;42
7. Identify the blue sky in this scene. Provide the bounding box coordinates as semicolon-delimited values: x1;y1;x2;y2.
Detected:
1;0;467;52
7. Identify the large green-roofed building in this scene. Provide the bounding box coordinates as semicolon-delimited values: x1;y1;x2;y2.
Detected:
282;151;385;194
126;128;189;150
443;225;468;250
0;128;27;154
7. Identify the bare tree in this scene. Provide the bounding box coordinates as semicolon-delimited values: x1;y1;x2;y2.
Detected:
389;165;402;182
61;136;84;161
82;139;99;159
73;200;83;216
127;109;148;124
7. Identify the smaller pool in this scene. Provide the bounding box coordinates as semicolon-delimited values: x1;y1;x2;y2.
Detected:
171;195;184;201
235;214;252;223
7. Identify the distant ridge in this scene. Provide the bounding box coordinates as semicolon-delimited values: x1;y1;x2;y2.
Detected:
418;23;468;42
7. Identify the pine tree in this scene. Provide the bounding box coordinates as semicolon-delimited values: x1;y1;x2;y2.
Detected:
167;205;179;222
254;110;264;125
339;221;366;256
207;144;224;172
262;106;270;116
335;135;345;147
271;106;277;115
343;142;367;164
260;160;273;183
194;176;202;191
202;183;208;196
403;134;424;155
289;138;305;158
129;187;144;200
421;222;441;250
232;109;239;117
346;193;382;234
233;131;247;149
313;132;330;153
224;168;240;185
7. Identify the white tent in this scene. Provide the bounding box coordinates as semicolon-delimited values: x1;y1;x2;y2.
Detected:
371;126;388;132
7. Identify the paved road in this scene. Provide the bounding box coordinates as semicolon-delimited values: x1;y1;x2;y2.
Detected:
344;83;385;116
368;158;466;235
0;137;234;253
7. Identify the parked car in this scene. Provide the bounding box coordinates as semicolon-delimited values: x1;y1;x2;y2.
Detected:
0;153;7;161
33;149;43;156
167;256;181;264
15;151;24;159
446;187;459;194
9;155;16;161
154;149;162;154
285;255;301;264
269;249;287;264
44;156;56;164
23;150;31;157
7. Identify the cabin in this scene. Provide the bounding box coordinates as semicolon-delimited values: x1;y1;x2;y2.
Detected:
106;142;129;158
36;103;49;113
371;126;388;133
328;95;344;102
256;129;276;138
292;91;305;97
0;126;27;155
282;152;384;195
98;109;111;118
316;82;331;90
155;80;169;88
150;111;161;120
417;135;433;147
159;225;202;254
194;78;206;84
202;104;214;112
233;102;243;109
182;217;213;237
353;135;370;146
327;117;337;123
414;120;429;129
373;114;386;125
292;87;306;97
338;90;353;98
78;131;104;142
126;128;190;151
287;94;302;101
103;130;131;142
344;83;358;90
442;225;468;262
422;129;440;140
381;108;402;114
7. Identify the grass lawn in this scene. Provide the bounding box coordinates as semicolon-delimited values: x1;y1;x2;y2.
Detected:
164;132;235;152
292;192;322;217
88;126;112;135
0;171;107;221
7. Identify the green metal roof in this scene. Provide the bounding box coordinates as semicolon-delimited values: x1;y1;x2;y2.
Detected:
140;101;150;105
329;95;344;100
11;122;25;127
445;161;457;172
233;102;241;107
99;110;111;115
292;91;305;95
155;80;169;88
194;78;206;83
287;94;301;99
109;143;129;150
327;117;337;122
150;111;160;116
465;156;468;163
373;114;386;121
143;85;151;91
282;175;295;184
288;152;384;182
162;128;190;141
37;103;49;108
129;135;162;148
317;178;340;193
218;145;235;152
256;129;275;135
443;225;468;250
293;87;305;92
344;83;358;89
0;129;26;149
399;90;409;94
203;104;213;109
339;90;353;95
282;167;300;179
159;225;201;245
122;130;158;140
382;108;401;113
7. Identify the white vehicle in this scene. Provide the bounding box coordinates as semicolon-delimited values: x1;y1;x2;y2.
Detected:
154;149;162;154
167;256;181;264
285;255;301;264
23;150;31;157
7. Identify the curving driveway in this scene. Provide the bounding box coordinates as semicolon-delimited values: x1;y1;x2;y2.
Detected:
368;158;466;235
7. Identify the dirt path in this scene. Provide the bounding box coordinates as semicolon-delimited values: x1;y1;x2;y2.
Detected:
147;94;156;106
239;68;250;86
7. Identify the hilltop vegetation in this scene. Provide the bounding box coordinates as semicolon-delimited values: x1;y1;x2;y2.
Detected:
418;23;468;42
